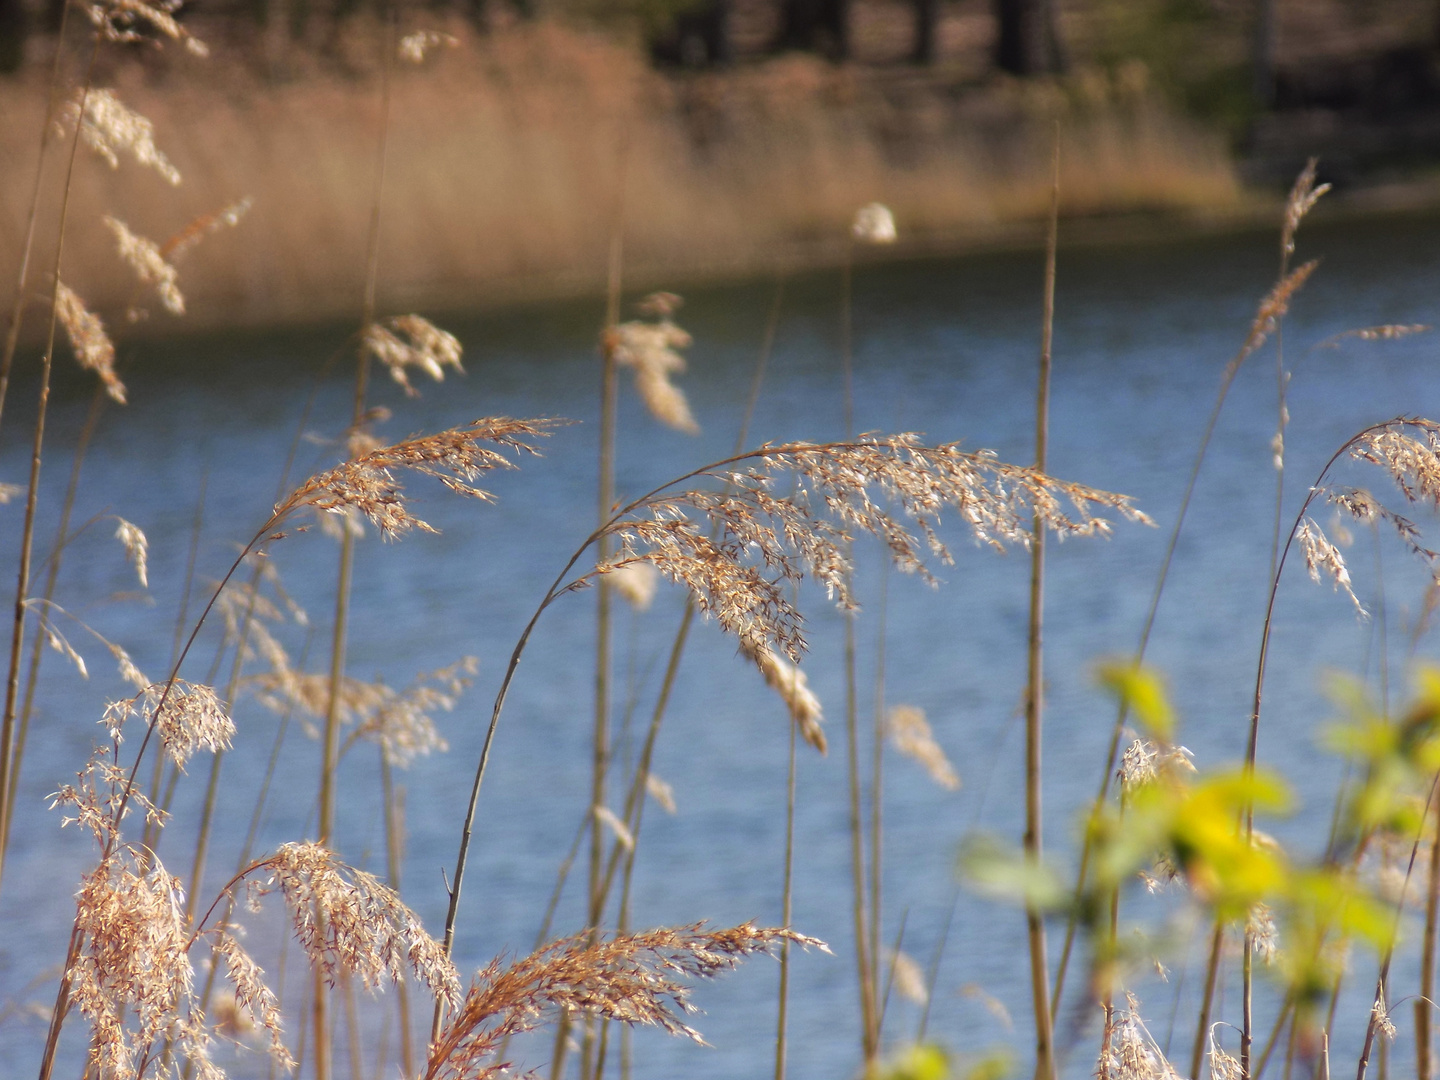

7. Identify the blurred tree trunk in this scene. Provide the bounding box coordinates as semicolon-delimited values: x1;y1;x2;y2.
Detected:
994;0;1062;75
911;0;937;63
1252;0;1276;106
775;0;849;59
0;0;24;73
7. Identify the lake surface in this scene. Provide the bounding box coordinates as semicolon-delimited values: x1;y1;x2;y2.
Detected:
2;212;1439;1080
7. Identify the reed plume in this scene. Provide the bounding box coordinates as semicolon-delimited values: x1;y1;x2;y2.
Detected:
425;923;826;1080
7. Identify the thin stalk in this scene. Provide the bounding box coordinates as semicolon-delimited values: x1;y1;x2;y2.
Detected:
876;910;909;1038
542;274;785;1079
841;243;878;1061
775;711;797;1080
869;566;888;1026
1419;799;1440;1080
1051;239;1311;1030
579;182;625;1080
315;19;395;1079
1356;780;1438;1080
1024;131;1059;1080
916;889;958;1043
2;384;104;871
1190;922;1226;1080
382;755;415;1078
9;44;99;938
0;0;73;433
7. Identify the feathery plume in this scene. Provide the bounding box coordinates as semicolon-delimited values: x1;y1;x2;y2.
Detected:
163;197;252;262
249;657;473;767
600;435;1150;669
1247;903;1278;965
210;928;294;1069
602;559;659;611
259;842;462;1008
741;642;826;754
104;681;235;770
645;773;677;814
424;923;826;1080
55;282;124;404
594;805;634;851
852;203;897;244
88;0;208;53
113;519;149;589
363;316;464;397
1281;159;1329;259
887;949;928;1005
1295;517;1366;617
399;29;457;62
276;417;554;540
59;88;182;184
886;704;958;789
104;216;184;315
1098;994;1184;1080
1117;739;1194;794
612;295;699;434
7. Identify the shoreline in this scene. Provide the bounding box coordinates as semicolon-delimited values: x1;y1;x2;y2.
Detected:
4;19;1438;342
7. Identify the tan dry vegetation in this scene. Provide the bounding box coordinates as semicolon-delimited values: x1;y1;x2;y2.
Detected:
0;18;1240;335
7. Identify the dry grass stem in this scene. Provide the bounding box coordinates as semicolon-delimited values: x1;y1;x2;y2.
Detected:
58;88;181;185
54;282;123;403
361;316;464;398
423;923;826;1080
885;705;958;790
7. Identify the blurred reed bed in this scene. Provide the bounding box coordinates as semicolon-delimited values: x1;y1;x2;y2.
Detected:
0;16;1240;337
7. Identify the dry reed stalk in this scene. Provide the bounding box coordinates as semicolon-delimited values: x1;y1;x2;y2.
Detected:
315;19;397;1075
424;923;824;1080
0;44;102;924
0;385;105;869
1050;165;1326;1039
868;568;888;1040
775;708;798;1080
434;429;1149;1079
0;0;73;434
1420;798;1440;1080
1025;131;1059;1080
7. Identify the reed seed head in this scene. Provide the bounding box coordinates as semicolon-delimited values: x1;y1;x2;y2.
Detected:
399;29;458;62
55;282;124;404
259;842;462;1008
60;88;182;184
852;203;897;244
277;417;554;540
362;316;464;397
424;922;826;1080
886;704;958;789
612;300;699;434
104;216;185;316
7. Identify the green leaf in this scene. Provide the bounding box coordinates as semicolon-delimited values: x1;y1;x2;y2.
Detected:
1097;661;1174;741
958;834;1067;912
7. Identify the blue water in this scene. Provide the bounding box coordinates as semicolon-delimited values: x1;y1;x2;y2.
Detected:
2;213;1440;1079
